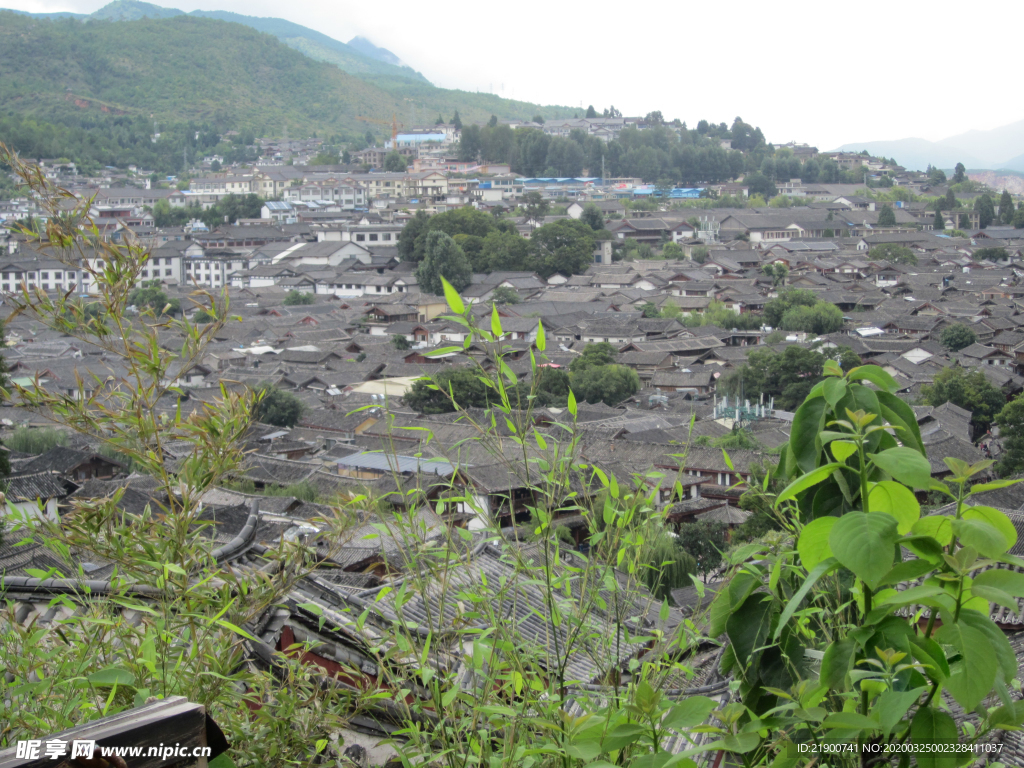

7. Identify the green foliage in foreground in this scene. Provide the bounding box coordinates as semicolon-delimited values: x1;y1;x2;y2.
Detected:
712;360;1024;764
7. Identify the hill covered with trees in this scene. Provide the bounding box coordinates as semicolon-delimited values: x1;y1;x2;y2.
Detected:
0;11;574;149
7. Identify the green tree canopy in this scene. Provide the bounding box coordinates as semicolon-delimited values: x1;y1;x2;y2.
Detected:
996;394;1024;477
404;368;489;414
661;241;683;259
570;364;639;407
676;520;728;580
933;208;945;231
480;230;530;272
763;288;818;328
283;290;314;306
383;151;407;172
569;342;618;373
877;204;896;227
922;365;1006;437
975;193;995;228
416;231;472;295
527;219;595;278
128;280;180;316
490;286;521;305
579;203;605;231
999;190;1015;224
778;301;844;335
939;323;977;352
869;242;918;265
255;384;304;428
722;344;859;411
952;162;967;184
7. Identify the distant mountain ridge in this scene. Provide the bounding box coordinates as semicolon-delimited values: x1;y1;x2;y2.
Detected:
0;10;575;138
2;0;431;84
838;118;1024;172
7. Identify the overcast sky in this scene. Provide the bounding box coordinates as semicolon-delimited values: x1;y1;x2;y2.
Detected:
7;0;1024;149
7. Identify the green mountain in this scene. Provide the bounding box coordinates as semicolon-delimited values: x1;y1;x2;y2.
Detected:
0;11;573;138
2;0;432;84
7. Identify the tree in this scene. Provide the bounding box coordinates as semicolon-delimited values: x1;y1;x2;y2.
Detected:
676;521;728;581
383;151;407;172
450;111;462;130
877;204;896;227
403;368;489;414
761;263;788;288
480;230;529;272
416;231;472;295
869;242;917;265
691;245;708;263
256;384;304;427
1000;190;1015;224
996;394;1024;476
283;290;314;306
531;115;545;124
743;171;777;200
579;203;604;231
530;366;572;408
661;241;683;259
933;208;945;231
570;364;639;406
490;286;521;305
763;288;818;328
944;188;957;210
585;105;597;118
1015;207;1024;229
391;334;411;350
960;212;971;229
952;161;967;184
527;219;596;279
922;365;1006;436
398;209;431;262
640;302;660;318
570;342;618;373
128;280;179;315
639;529;696;599
939;323;977;352
722;344;858;411
975;193;996;228
973;246;1008;262
522;191;549;222
778;301;844;335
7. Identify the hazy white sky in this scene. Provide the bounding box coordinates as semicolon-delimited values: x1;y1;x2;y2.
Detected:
7;0;1024;149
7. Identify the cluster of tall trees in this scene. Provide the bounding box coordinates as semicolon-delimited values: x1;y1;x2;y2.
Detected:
400;208;600;285
404;342;640;413
457;116;777;183
150;193;264;228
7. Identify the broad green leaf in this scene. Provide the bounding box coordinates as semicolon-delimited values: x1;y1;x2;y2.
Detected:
567;389;577;418
823;359;843;377
959;608;1018;681
877;557;935;587
973;567;1024;597
208;755;237;768
790;395;827;473
775;463;842;507
819;637;856;690
875;687;927;737
848;364;898;393
909;634;950;681
829;511;898;589
868;480;920;533
820;712;880;730
911;515;953;546
822;376;846;407
963;506;1018;550
830;440;857;463
911;707;957;768
535;319;546;352
934;623;997;711
877;390;925;455
441;277;465;314
868;447;932;489
952;518;1009;558
727;593;772;669
662;697;717;730
876;584;946;606
797;516;836;570
601;723;647;752
88;667;135;687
